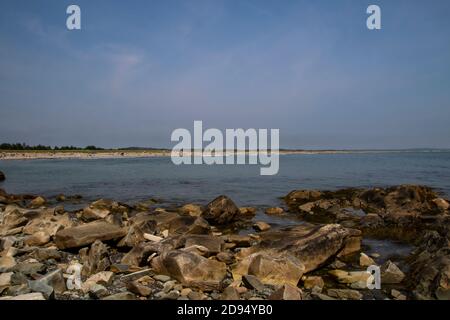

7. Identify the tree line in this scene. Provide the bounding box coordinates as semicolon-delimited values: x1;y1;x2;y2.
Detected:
0;143;104;151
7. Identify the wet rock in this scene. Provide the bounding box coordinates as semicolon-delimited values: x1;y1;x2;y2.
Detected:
253;221;271;232
179;204;203;217
0;292;46;300
360;252;376;267
79;240;111;276
55;221;127;249
327;288;362;300
298;202;315;213
303;276;324;290
381;260;405;284
24;231;50;247
269;284;302;300
285;190;323;207
151;250;227;291
239;207;257;217
29;196;46;208
408;231;450;299
201;195;240;225
360;185;441;224
265;207;283;215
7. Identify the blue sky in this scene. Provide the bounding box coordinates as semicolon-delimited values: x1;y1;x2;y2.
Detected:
1;0;449;149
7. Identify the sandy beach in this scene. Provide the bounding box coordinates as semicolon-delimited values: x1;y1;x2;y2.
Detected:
0;149;430;160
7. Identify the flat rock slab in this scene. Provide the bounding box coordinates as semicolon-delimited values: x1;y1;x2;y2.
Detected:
55;221;127;249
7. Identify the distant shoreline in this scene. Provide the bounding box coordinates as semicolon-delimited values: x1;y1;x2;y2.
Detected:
0;149;448;160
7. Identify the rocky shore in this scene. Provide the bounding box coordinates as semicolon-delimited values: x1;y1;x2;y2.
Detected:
0;184;449;300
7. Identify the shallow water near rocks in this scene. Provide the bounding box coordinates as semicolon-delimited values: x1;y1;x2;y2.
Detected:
1;151;449;258
362;238;414;265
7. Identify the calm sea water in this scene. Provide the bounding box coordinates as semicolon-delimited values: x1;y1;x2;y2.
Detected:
1;152;449;209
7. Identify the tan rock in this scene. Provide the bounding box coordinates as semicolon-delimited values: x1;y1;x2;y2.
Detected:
82;207;110;221
433;198;449;211
143;233;163;242
179;204;203;217
327;288;362;300
24;231;50;247
201;195;240;225
359;252;376;267
265;207;284;215
30;196;46;208
328;270;370;289
221;286;240;300
0;272;13;290
0;256;16;272
184;235;224;255
151;250;226;291
381;261;405;284
269;284;302;300
239;207;257;217
79;240;111;276
298;202;315;213
0;292;46;300
303;276;324;290
253;221;271;232
54;221;127;249
235;224;361;277
233;253;305;287
126;280;152;297
23;209;73;237
82;271;114;293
